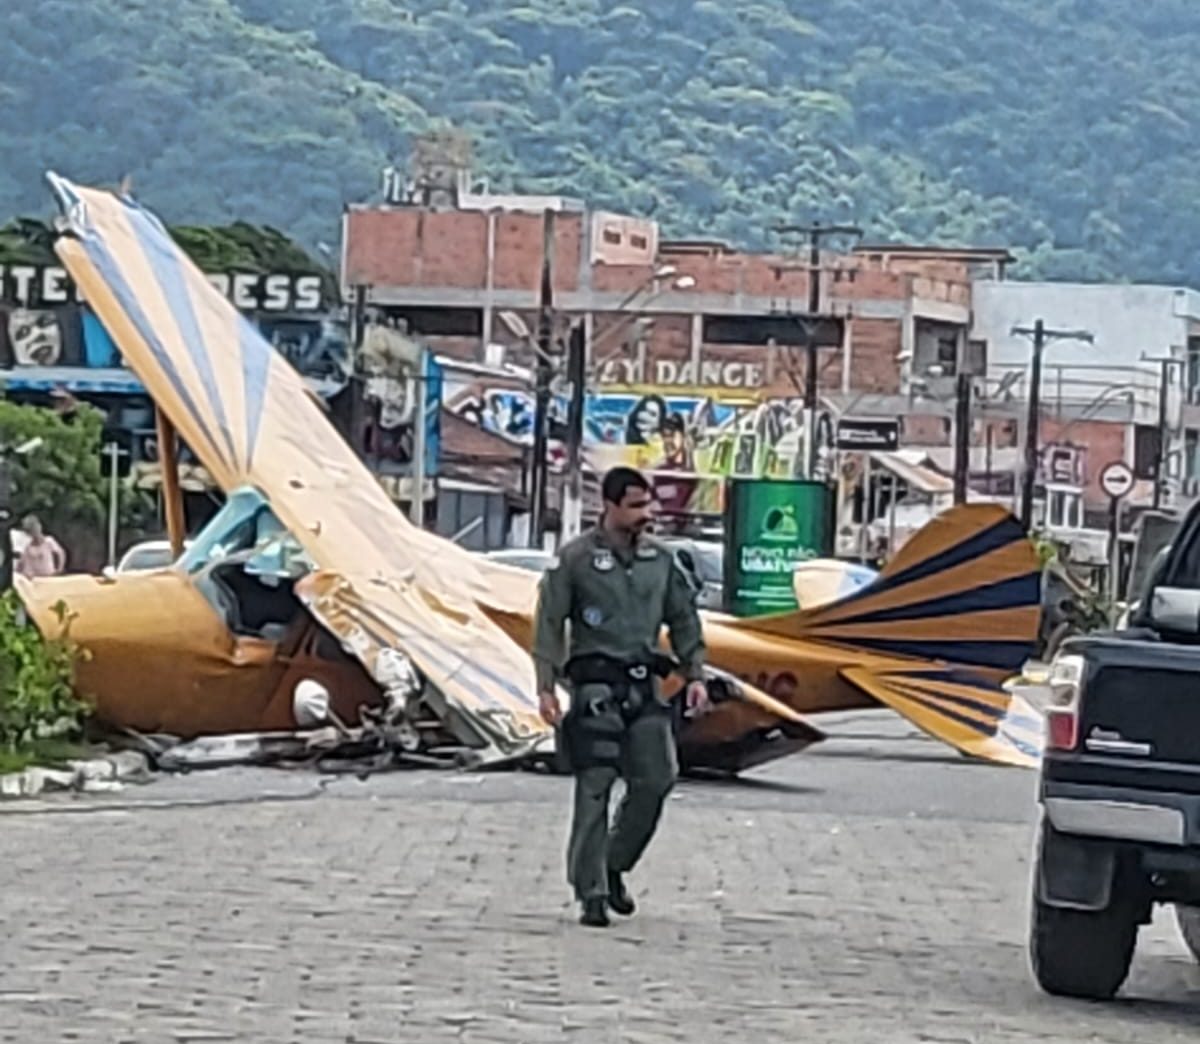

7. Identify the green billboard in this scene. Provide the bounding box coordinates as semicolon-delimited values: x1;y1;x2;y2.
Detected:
722;479;835;617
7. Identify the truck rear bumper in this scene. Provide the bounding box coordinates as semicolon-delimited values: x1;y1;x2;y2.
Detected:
1043;781;1200;848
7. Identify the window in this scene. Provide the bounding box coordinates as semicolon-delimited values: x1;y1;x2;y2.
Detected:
936;332;958;373
1134;425;1162;479
179;487;314;637
383;306;481;337
187;495;298;574
1045;486;1082;530
1188;337;1200;405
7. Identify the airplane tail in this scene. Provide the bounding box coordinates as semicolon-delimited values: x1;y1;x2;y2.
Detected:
736;503;1042;680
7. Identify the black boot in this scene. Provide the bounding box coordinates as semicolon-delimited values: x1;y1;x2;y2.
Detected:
607;870;636;916
580;897;610;928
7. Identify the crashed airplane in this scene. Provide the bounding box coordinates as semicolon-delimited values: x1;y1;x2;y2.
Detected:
14;175;1045;775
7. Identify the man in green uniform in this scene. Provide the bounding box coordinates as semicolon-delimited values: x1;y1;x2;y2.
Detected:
533;466;709;928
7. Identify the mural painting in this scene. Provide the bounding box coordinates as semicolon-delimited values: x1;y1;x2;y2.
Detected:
444;375;833;515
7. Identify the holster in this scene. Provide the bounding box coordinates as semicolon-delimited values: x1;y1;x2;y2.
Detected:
560;652;678;771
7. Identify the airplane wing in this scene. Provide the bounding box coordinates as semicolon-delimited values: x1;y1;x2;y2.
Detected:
673;665;827;774
46;174;550;763
841;665;1043;768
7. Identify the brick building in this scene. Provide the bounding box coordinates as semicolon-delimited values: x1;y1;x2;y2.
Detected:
342;199;994;405
341;184;1016;531
342;137;1025;546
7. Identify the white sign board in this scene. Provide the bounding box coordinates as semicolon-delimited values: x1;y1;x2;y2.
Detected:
1100;461;1134;500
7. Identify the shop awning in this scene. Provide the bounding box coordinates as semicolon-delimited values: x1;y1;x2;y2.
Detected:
868;451;954;495
1;366;145;394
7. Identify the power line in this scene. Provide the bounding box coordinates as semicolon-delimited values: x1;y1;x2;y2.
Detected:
1010;320;1094;530
772;222;861;478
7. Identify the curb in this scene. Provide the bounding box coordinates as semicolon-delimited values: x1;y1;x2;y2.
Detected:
0;750;153;800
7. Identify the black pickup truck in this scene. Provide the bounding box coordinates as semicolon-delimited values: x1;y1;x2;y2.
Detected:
1030;504;1200;1000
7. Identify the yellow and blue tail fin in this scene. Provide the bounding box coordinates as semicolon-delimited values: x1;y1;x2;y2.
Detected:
735;504;1044;767
738;503;1041;678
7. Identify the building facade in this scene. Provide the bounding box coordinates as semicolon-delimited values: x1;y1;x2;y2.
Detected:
970;282;1198;515
342;179;1007;525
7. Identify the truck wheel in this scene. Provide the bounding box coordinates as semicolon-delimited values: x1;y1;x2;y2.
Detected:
1175;904;1200;963
1030;894;1138;1000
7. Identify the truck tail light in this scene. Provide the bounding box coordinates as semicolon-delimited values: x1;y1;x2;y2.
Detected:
1045;654;1085;752
1046;707;1079;751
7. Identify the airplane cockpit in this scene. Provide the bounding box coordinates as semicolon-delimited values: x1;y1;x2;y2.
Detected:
179;488;316;643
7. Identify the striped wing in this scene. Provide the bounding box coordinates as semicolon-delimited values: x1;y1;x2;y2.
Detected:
842;665;1044;768
46;174;549;760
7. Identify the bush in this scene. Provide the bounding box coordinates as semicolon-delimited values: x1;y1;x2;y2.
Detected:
0;590;90;754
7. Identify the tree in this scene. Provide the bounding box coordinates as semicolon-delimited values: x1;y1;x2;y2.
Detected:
2;0;1200;283
0;401;153;573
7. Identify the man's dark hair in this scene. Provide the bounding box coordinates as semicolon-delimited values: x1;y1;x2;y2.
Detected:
662;413;686;434
602;466;651;505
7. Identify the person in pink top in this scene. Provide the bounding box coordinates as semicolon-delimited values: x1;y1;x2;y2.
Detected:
16;515;66;578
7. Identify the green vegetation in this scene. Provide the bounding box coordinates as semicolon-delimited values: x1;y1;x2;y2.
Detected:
0;0;1197;282
0;401;155;572
0;591;90;766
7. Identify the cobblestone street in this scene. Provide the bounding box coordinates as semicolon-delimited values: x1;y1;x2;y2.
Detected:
2;712;1197;1042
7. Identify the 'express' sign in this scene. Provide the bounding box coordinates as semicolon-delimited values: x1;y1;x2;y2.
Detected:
0;264;326;312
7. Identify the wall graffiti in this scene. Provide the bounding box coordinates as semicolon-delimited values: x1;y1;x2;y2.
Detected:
444;376;834;512
585;390;817;479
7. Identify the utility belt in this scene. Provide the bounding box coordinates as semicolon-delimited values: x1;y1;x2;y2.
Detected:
558;652;677;772
564;652;677;724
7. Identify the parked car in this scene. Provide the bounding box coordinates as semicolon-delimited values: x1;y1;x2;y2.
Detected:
482;548;558;573
483;540;724;609
116;539;192;573
659;538;724;610
1028;506;1200;1000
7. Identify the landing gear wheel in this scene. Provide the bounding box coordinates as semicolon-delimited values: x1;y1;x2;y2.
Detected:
1030;894;1138;1000
1175;904;1200;963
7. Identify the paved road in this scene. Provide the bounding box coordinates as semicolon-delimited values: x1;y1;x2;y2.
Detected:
1;712;1197;1043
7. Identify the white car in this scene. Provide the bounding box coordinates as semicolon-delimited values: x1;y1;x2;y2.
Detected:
116;539;192;573
483;548;559;572
484;541;726;609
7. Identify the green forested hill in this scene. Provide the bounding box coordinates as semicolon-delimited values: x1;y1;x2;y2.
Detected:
2;0;1198;283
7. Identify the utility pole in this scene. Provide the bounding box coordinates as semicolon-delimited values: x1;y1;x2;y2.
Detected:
1010;320;1094;530
528;209;555;548
952;370;971;505
562;321;586;542
0;453;11;593
105;440;126;567
1141;353;1185;510
773;222;861;479
409;348;427;526
1156;358;1169;511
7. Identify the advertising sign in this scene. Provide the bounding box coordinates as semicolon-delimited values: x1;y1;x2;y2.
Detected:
835;418;900;452
723;479;835;616
0;263;326;312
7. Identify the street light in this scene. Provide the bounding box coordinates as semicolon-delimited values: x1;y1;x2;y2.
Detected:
1010;320;1095;529
589;274;697;377
559;273;697;541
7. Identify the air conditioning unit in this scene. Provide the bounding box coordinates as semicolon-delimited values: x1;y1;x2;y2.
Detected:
484;342;507;369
